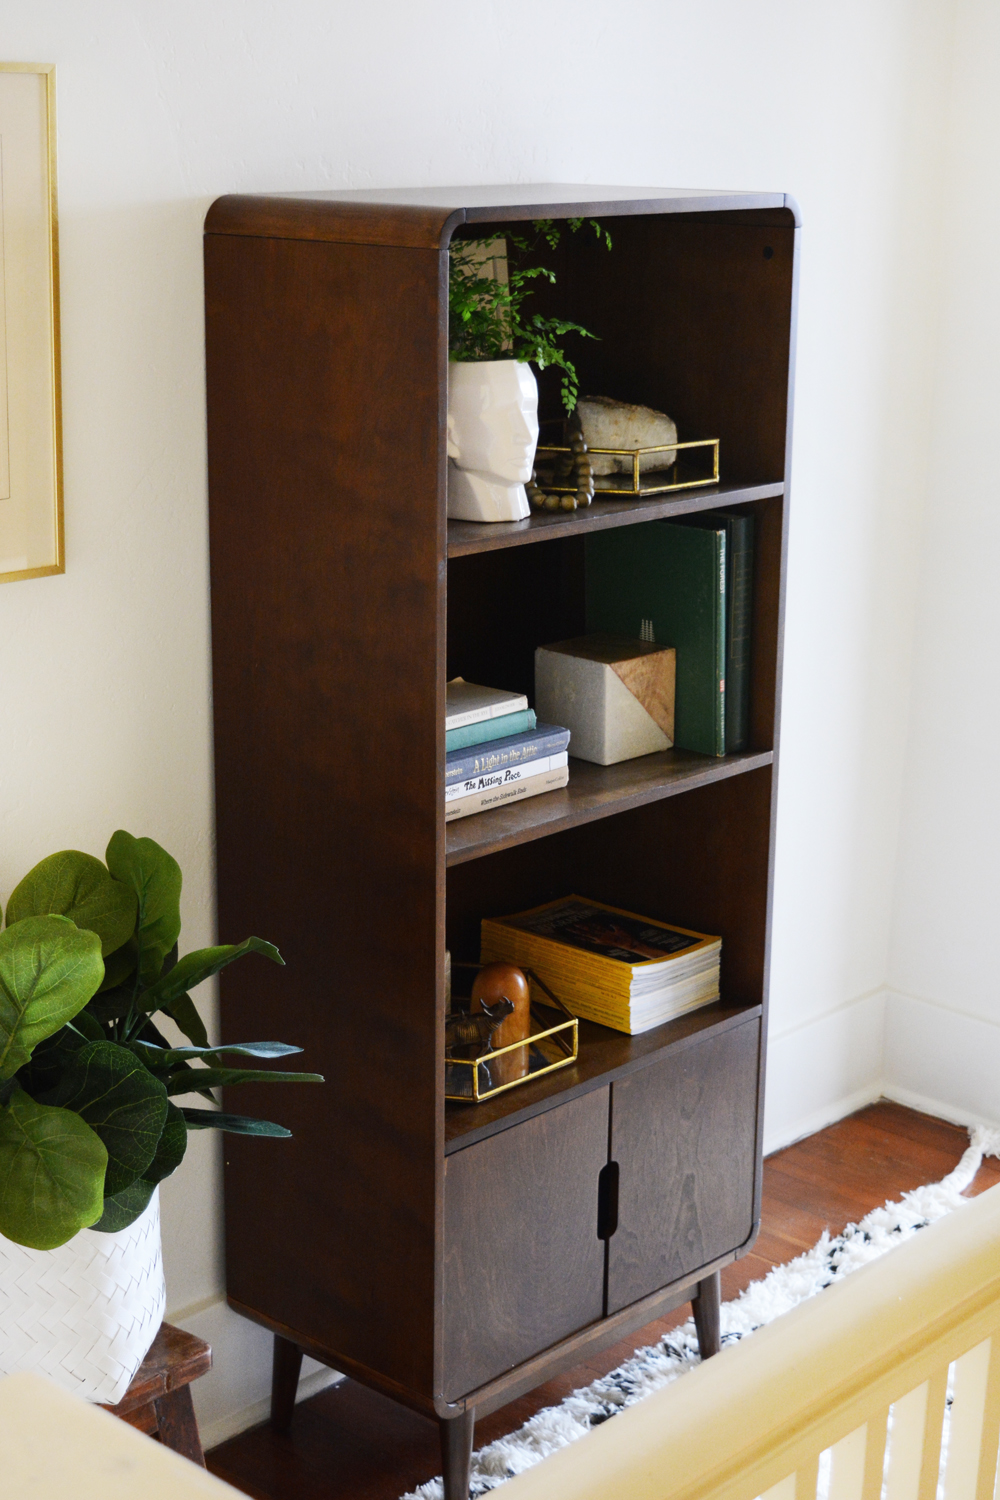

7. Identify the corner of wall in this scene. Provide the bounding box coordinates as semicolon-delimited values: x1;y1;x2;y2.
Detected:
763;990;886;1155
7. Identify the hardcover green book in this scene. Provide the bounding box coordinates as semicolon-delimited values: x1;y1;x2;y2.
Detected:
585;521;726;756
675;510;754;752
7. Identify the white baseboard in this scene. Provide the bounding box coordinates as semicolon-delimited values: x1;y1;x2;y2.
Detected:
882;990;1000;1132
762;990;887;1154
167;1296;341;1451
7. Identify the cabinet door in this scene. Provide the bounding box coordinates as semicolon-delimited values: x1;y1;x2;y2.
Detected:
442;1089;608;1401
607;1019;759;1314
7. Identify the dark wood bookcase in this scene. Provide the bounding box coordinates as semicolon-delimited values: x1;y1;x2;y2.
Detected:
204;184;798;1499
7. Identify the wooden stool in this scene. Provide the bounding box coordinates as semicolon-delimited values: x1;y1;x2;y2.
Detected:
101;1322;212;1466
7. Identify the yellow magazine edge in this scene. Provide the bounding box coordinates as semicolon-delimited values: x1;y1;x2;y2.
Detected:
481;894;721;971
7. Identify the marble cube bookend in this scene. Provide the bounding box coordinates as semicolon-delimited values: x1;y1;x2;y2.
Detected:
534;635;676;766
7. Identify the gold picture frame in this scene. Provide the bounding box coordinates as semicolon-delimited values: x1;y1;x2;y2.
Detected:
0;64;62;583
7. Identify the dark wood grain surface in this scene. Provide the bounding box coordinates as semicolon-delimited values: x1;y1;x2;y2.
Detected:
205;188;794;250
442;1090;608;1400
205;188;797;1449
207;1104;999;1500
445;1003;761;1153
607;1021;759;1311
206;227;446;1399
445;750;773;866
102;1322;211;1418
446;482;783;557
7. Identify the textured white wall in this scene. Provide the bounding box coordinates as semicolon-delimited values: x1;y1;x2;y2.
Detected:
0;0;960;1437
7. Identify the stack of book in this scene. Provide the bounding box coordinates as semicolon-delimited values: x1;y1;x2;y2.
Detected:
480;895;721;1034
446;680;570;822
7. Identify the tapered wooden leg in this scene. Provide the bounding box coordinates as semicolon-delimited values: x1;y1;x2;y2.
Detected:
270;1335;304;1433
153;1385;205;1465
440;1407;475;1500
693;1270;722;1359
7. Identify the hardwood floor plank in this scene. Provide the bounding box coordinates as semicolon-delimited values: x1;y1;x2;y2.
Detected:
207;1100;992;1500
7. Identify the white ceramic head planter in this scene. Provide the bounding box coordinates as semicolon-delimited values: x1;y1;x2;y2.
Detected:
447;360;539;523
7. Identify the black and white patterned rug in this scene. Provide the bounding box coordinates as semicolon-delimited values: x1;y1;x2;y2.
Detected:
403;1123;1000;1500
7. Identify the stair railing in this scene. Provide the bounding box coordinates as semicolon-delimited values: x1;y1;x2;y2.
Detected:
501;1182;1000;1500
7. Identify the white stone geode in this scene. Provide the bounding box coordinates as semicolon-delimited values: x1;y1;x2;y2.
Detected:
577;395;678;476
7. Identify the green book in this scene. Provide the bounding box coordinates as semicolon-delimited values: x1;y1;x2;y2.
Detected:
675;510;754;752
445;708;537;753
585;521;726;756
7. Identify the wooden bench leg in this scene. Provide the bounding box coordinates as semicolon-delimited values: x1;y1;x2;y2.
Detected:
271;1334;304;1433
153;1385;205;1466
440;1406;475;1500
693;1270;722;1359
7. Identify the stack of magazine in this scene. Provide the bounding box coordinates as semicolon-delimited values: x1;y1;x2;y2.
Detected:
480;895;721;1034
446;679;570;822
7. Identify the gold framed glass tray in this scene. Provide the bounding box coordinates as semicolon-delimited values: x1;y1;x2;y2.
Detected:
535;436;720;498
445;968;578;1104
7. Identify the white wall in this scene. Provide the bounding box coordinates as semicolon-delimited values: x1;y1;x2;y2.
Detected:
0;0;975;1441
884;0;1000;1129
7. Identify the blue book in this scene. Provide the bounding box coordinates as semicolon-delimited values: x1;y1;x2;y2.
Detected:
445;722;570;786
445;707;537;753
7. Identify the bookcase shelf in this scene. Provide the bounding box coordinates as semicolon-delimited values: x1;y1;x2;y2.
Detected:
447;480;784;558
445;1001;762;1153
446;747;774;866
205;182;797;1499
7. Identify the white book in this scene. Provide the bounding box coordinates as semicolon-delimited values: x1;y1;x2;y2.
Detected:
444;752;568;802
445;766;569;822
446;678;529;732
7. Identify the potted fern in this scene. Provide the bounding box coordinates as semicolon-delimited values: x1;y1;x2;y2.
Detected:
0;829;321;1404
446;219;609;522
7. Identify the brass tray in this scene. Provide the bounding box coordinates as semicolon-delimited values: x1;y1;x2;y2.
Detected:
535;436;720;498
445;967;578;1104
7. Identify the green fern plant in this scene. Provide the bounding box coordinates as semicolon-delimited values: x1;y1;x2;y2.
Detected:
0;830;321;1249
448;218;611;415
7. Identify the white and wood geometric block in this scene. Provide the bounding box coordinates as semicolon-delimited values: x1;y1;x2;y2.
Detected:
534;634;676;766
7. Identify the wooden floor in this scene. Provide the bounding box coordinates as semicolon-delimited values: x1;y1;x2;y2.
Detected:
207;1102;1000;1500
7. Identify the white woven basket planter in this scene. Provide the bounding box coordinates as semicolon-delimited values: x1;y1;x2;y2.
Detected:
0;1188;166;1405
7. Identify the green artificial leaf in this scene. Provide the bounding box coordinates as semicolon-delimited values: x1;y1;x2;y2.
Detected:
106;832;182;986
98;938;137;993
6;851;138;958
141;1100;187;1185
43;1039;168;1196
162;992;209;1049
143;938;283;1012
0;1086;107;1248
13;1024;87;1098
0;916;105;1080
166;1067;323;1097
155;1056;217;1103
67;1009;108;1043
91;1176;155;1233
134;1040;303;1065
181;1107;291;1137
84;984;134;1024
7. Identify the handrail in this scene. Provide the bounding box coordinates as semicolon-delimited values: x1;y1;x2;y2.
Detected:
501;1182;1000;1500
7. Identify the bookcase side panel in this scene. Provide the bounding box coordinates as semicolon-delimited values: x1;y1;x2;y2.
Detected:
205;229;445;1397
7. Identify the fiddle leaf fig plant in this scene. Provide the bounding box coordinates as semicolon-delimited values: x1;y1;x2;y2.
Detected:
448;217;611;415
0;830;322;1250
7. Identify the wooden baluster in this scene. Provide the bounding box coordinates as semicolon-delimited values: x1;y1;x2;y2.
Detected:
917;1366;951;1500
975;1337;1000;1500
885;1382;931;1500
